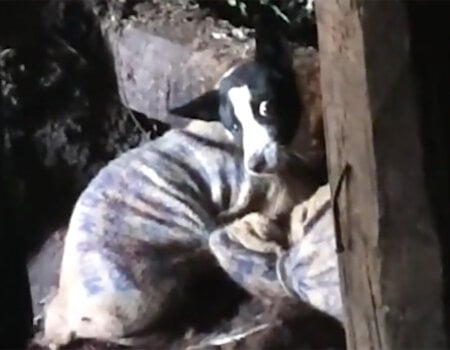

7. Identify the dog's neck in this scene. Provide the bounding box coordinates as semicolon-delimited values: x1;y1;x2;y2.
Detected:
181;120;323;220
234;149;323;223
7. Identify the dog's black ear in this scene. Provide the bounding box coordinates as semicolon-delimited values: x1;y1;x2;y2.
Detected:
169;90;220;122
254;7;292;73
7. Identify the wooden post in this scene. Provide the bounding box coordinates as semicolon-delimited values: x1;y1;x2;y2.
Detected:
315;0;448;349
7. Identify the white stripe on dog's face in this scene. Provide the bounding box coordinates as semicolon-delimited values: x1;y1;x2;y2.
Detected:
227;85;278;174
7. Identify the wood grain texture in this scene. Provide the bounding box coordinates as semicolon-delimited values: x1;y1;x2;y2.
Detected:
315;0;447;349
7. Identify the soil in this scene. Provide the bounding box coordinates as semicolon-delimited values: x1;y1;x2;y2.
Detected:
0;0;344;349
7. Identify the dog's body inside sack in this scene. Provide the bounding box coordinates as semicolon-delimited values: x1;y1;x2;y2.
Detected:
43;8;341;348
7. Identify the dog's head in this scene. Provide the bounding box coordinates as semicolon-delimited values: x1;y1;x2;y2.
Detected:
169;9;302;176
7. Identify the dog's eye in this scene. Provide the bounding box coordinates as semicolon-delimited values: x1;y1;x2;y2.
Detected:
259;100;269;117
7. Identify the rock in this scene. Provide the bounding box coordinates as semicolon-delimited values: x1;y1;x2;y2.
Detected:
105;26;191;127
102;16;254;127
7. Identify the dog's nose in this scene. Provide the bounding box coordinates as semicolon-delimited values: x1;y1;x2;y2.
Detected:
248;156;268;173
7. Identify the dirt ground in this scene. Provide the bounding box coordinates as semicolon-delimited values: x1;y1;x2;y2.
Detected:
1;0;344;349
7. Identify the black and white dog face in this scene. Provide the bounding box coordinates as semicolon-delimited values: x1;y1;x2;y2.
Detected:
169;11;302;176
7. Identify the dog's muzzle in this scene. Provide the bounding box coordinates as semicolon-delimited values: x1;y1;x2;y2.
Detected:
246;143;284;175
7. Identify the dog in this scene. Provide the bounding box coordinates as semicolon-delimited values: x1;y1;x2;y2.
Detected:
43;9;329;348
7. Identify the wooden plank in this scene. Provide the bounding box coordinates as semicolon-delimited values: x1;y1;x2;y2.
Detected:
314;0;447;349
